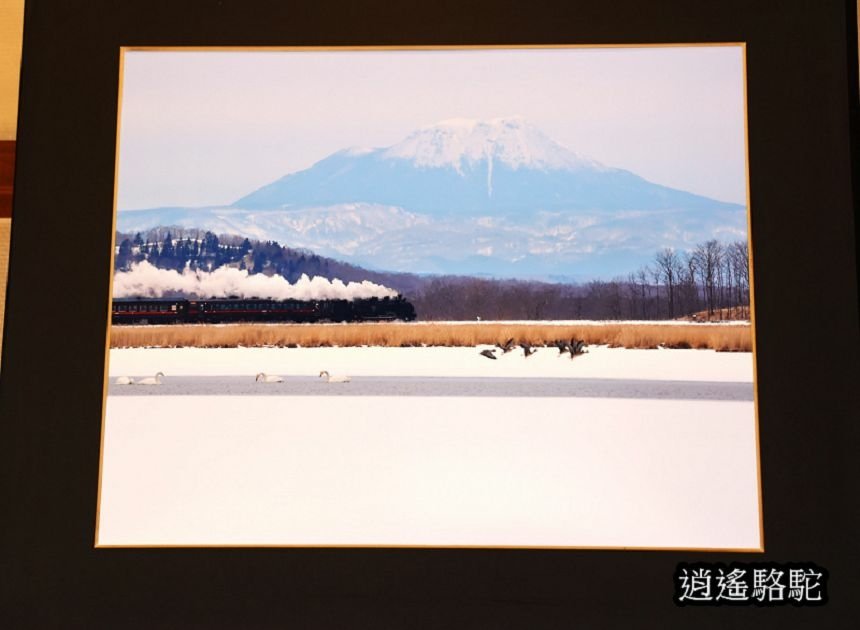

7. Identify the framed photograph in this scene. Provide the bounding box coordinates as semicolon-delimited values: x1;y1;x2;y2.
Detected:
2;0;857;626
99;43;760;551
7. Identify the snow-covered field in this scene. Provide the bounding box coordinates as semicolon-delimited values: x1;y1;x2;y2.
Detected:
98;346;760;549
108;345;754;382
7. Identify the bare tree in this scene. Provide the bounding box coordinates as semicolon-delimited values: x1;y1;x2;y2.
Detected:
654;248;680;318
681;251;699;316
693;240;724;318
729;240;750;318
635;266;652;319
626;272;641;319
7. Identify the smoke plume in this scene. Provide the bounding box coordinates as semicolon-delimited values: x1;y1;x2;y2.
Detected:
113;261;398;300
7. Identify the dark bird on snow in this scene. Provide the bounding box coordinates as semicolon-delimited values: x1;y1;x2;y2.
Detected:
521;342;538;358
496;337;516;353
570;339;587;358
480;349;498;360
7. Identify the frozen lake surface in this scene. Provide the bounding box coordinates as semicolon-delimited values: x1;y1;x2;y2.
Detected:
99;345;760;548
99;395;760;549
108;375;753;401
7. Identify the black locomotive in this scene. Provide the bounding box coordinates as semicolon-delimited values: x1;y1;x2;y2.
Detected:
112;295;417;325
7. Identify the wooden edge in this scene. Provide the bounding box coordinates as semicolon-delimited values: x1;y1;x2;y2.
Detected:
0;140;15;219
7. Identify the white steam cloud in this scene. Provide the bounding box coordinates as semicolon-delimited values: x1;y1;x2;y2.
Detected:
113;261;398;300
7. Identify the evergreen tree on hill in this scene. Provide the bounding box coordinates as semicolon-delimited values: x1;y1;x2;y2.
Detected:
117;238;133;269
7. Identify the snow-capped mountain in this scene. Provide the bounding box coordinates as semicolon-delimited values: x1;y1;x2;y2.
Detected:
118;117;746;279
381;116;606;173
232;117;738;216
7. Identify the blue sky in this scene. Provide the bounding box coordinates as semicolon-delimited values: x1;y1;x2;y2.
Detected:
117;46;747;211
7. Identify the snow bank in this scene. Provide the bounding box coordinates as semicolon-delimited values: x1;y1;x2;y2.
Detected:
108;345;754;382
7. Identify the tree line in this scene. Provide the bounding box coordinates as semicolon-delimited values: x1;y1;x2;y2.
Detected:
116;228;749;321
411;239;750;321
116;229;251;272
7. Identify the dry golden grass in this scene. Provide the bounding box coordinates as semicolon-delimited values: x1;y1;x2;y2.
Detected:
111;322;752;352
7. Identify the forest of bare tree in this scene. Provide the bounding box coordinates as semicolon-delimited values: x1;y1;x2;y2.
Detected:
411;239;750;321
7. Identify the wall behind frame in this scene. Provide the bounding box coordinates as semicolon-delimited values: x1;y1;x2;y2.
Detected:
0;1;856;362
0;0;25;361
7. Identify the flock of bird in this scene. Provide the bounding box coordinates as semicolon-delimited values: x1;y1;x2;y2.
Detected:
114;339;587;385
114;370;351;385
253;371;352;383
479;337;588;360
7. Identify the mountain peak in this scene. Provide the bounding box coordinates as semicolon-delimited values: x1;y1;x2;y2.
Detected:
432;115;526;130
337;146;375;157
382;116;607;174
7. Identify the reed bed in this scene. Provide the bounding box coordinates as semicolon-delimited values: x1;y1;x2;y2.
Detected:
111;322;752;352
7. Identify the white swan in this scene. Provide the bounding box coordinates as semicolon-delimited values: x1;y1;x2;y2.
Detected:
319;370;351;383
256;372;284;383
114;376;135;385
137;372;164;385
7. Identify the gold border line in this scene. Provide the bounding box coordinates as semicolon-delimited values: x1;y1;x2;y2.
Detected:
95;544;764;552
97;43;761;552
742;43;765;553
120;43;747;53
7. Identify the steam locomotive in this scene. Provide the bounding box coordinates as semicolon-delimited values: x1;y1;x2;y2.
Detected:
112;295;417;325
